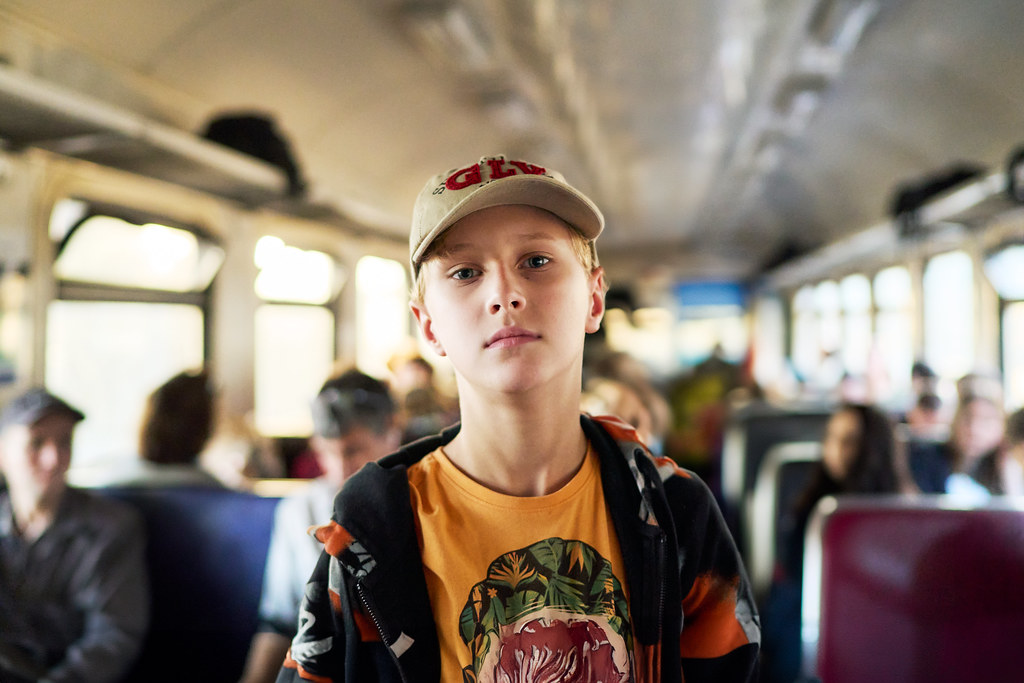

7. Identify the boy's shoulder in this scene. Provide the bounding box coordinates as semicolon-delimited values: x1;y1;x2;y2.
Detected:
586;413;695;484
330;424;459;521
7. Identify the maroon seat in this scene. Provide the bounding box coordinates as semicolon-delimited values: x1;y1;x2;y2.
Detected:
802;495;1024;683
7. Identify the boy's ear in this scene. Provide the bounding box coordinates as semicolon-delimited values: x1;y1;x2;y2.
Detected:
410;301;447;357
585;267;606;334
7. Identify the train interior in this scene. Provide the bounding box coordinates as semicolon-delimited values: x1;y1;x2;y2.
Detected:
1;1;1024;681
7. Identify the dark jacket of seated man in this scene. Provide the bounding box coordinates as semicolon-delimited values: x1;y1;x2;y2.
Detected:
0;388;149;683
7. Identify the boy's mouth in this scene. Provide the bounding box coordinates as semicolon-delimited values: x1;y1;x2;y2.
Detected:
485;326;540;349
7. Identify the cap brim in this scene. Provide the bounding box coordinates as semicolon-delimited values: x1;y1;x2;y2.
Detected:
411;174;604;268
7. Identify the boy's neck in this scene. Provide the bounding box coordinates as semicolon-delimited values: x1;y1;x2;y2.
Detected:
446;386;589;497
9;485;64;542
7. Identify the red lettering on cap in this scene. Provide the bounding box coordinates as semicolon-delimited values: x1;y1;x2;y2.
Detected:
446;159;547;191
446;164;483;190
486;158;517;179
508;160;547;176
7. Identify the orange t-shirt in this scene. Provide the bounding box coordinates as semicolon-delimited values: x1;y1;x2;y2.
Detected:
407;444;636;682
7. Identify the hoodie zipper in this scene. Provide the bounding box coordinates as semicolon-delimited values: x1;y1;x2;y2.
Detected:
356;580;410;683
653;531;666;643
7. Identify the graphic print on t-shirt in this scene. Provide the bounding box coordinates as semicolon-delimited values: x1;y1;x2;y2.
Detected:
458;537;633;683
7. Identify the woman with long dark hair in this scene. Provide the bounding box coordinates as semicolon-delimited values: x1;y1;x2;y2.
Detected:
761;403;916;683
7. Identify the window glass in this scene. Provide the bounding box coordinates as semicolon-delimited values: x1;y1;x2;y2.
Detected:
0;270;27;387
874;311;913;406
792;287;820;384
670;281;748;371
793;284;815;312
923;250;974;380
984;244;1024;300
254;235;340;304
873;266;914;404
840;274;871;312
675;313;748;369
604;307;674;372
873;266;912;310
811;280;842;390
48;301;204;476
254;304;335;436
752;295;785;393
1004;302;1024;410
355;256;410;378
815;280;841;354
54;215;223;292
838;274;872;376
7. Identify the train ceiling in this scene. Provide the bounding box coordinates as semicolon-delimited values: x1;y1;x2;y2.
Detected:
1;0;1023;283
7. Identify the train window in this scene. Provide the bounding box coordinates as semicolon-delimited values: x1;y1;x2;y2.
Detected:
672;281;748;370
602;307;674;374
803;280;844;390
675;314;748;368
252;236;340;436
46;202;221;477
983;244;1024;301
923;250;975;381
254;235;341;304
1004;302;1024;409
815;281;842;356
791;285;819;383
751;295;786;392
839;274;871;377
0;270;27;386
253;304;335;436
49;301;204;475
873;266;914;404
354;255;410;378
53;213;223;292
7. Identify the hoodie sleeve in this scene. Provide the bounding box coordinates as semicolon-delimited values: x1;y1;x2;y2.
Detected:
276;523;350;682
659;456;761;682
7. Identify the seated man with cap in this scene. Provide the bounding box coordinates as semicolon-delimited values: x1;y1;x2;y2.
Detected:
0;388;149;683
239;369;400;683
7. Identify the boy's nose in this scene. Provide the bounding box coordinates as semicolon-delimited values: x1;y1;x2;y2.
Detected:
37;441;61;471
490;297;521;314
487;271;523;314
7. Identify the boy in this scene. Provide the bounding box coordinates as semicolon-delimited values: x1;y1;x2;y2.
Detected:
241;369;401;683
278;155;760;682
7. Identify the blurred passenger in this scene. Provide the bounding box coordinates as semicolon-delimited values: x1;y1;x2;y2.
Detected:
581;377;655;446
908;390;1003;499
761;402;914;683
239;369;399;683
102;370;221;488
905;391;947;441
956;370;1003;406
201;412;284;490
911;360;939;398
665;344;743;482
583;350;670;452
389;354;457;444
0;388;148;682
971;406;1024;496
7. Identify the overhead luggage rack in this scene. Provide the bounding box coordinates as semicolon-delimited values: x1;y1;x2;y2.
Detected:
0;63;288;206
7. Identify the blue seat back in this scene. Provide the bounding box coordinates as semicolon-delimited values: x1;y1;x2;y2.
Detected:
746;441;820;599
102;486;279;682
720;403;832;546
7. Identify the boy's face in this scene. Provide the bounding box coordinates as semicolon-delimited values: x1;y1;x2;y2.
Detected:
0;413;76;509
312;424;396;488
411;205;605;396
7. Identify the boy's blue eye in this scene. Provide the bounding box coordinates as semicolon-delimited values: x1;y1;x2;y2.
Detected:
452;267;478;280
524;255;550;268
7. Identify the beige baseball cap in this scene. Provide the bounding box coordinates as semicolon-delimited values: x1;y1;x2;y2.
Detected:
409;154;604;273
